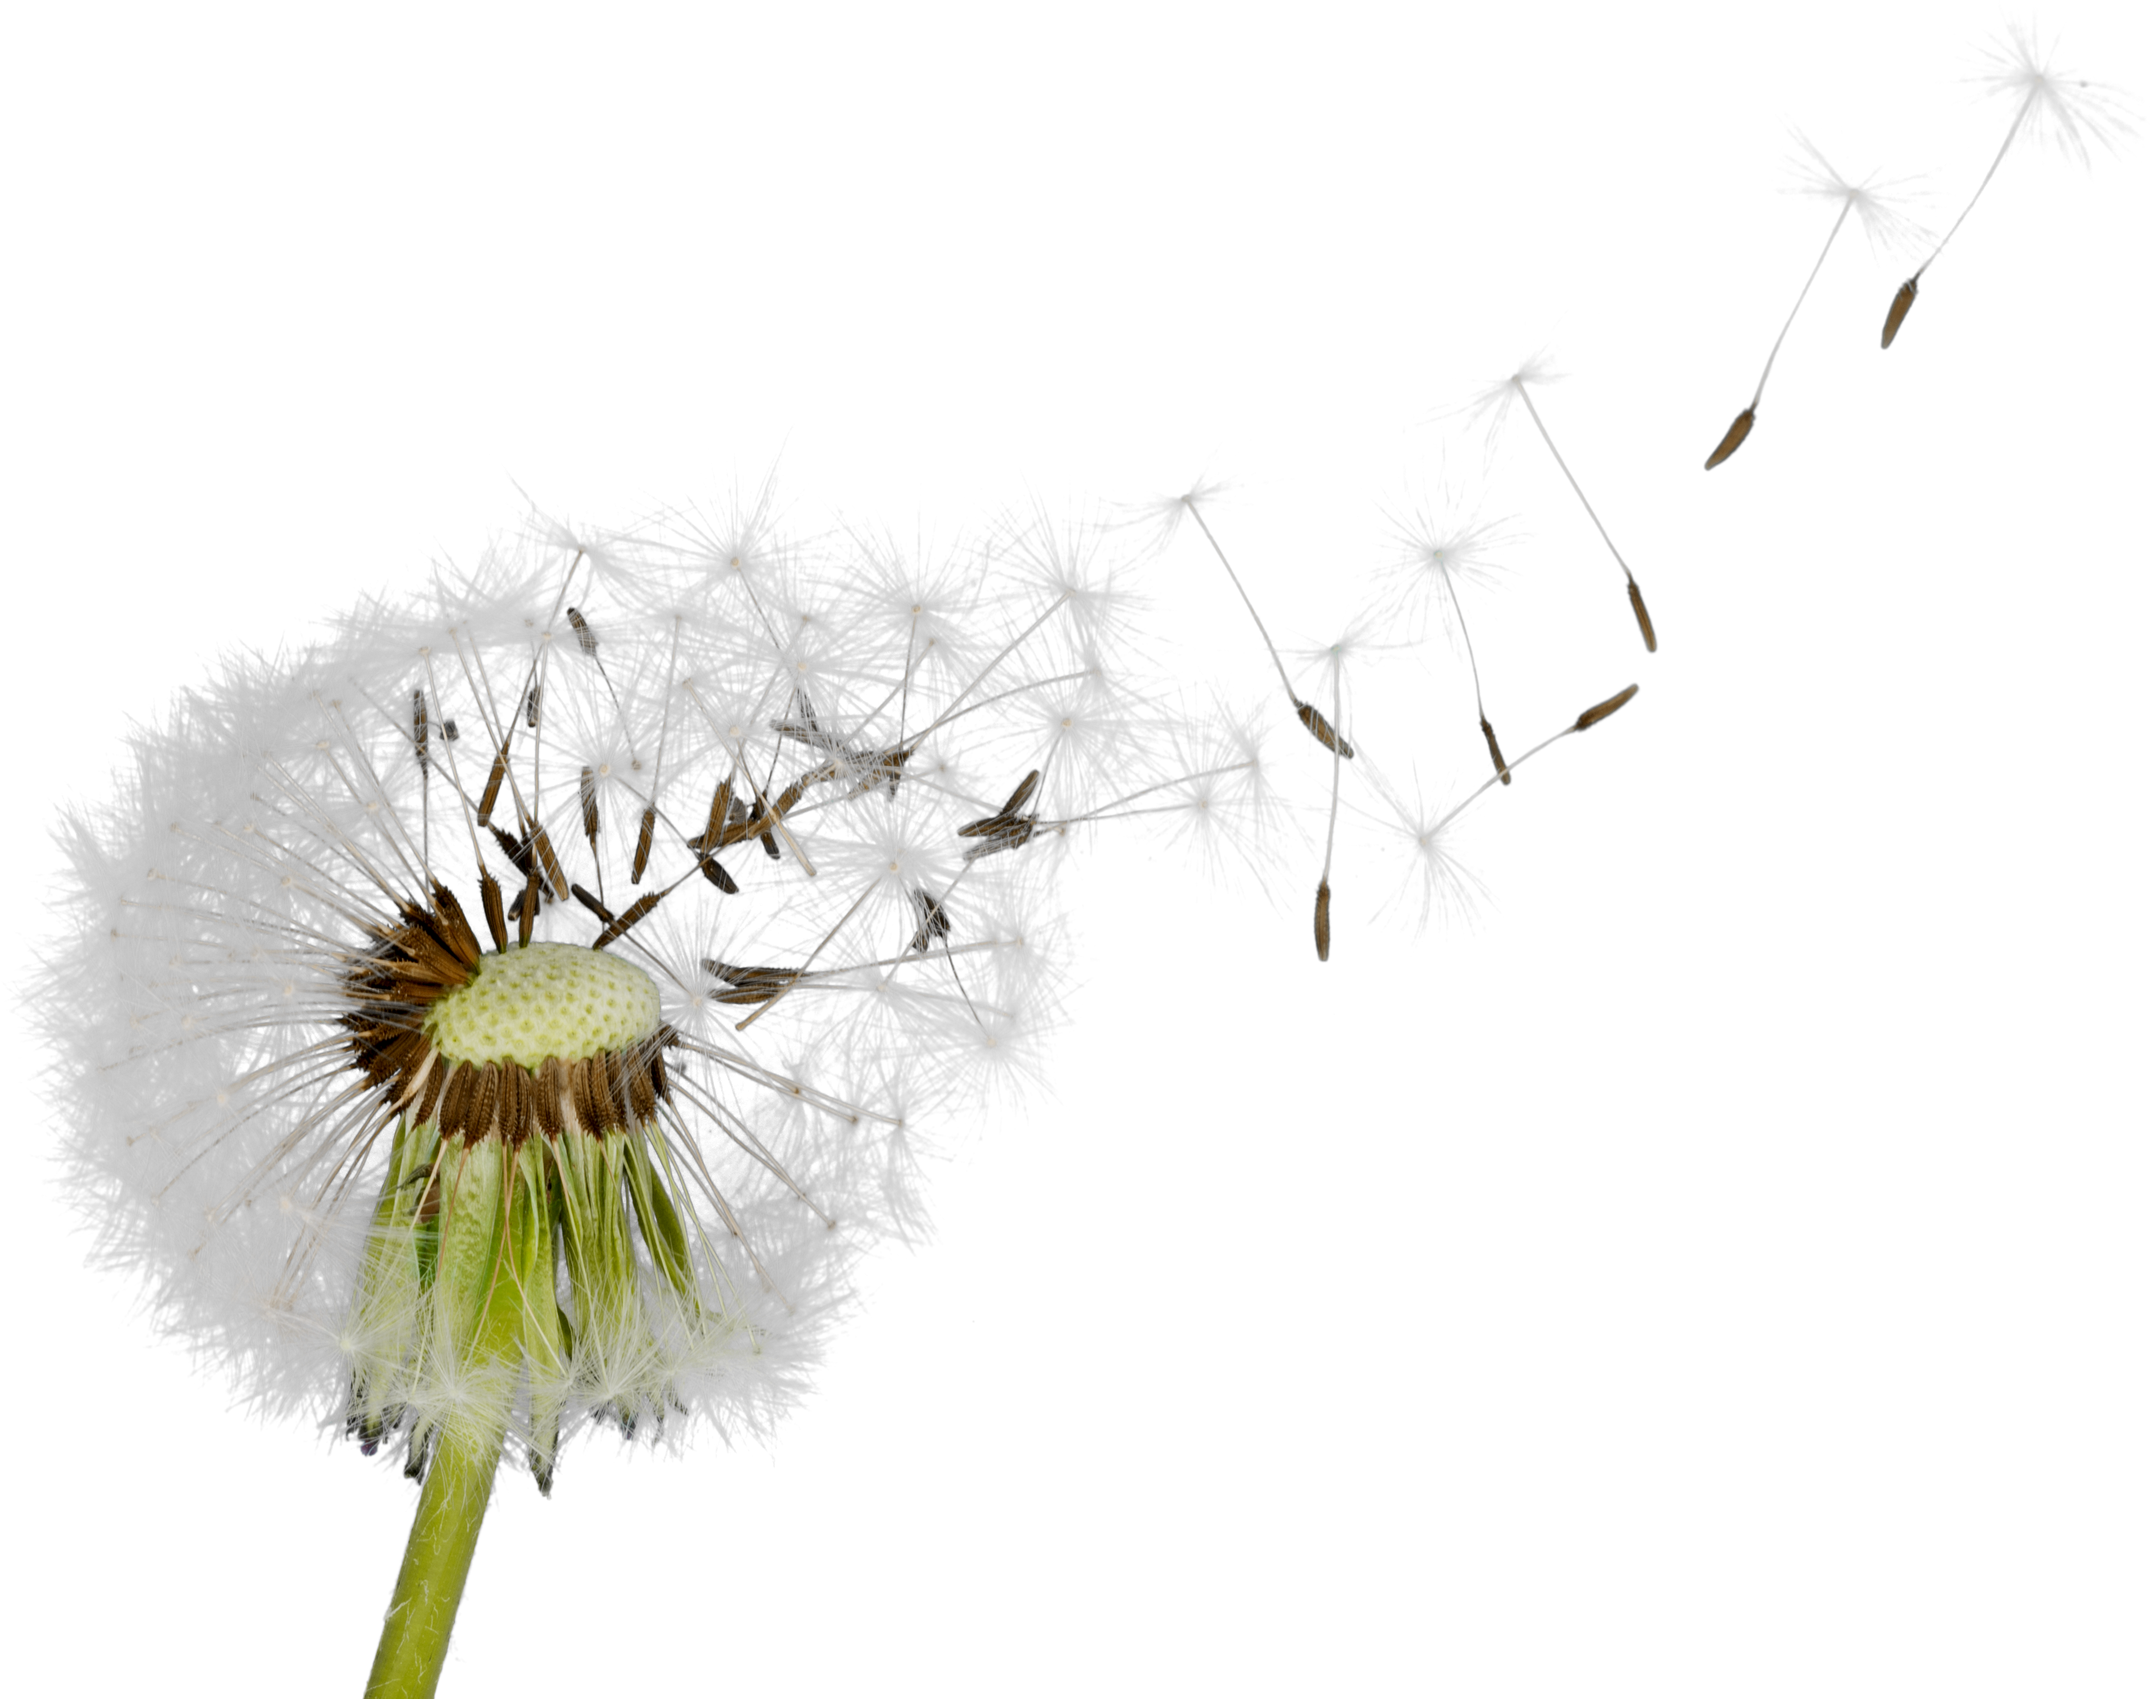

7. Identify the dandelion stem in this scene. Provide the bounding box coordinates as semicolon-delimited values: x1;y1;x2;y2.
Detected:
1924;101;2032;272
363;1386;512;1699
365;1158;528;1699
1754;199;1854;409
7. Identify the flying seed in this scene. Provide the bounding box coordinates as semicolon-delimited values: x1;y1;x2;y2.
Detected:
909;887;951;953
1481;717;1511;786
1882;277;1918;348
1294;700;1355;759
411;691;429;773
632;806;657;884
1628;583;1657;653
1314;879;1332;962
1705;408;1756;470
1574;683;1641;731
1002;770;1041;815
524;686;542;729
592;892;661;950
579;767;600;849
696;854;738;895
566;606;598;655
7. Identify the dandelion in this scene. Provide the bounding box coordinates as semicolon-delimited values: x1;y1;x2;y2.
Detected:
1936;20;2152;188
42;506;1249;1695
1379;498;1516;783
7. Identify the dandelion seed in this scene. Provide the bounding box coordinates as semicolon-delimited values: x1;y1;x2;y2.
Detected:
1382;499;1514;782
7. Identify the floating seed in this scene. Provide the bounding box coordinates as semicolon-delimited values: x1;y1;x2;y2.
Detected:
1002;769;1041;815
1704;404;1756;471
1480;717;1511;786
632;805;657;885
1575;684;1635;727
589;887;662;956
1882;277;1918;349
579;767;600;851
909;887;951;953
1618;572;1652;646
1294;699;1354;759
1314;879;1332;963
696;854;738;895
524;685;542;728
566;606;598;655
411;691;429;773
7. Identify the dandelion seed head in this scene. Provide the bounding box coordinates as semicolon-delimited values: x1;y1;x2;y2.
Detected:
42;503;1199;1477
1979;21;2136;166
1785;129;1930;253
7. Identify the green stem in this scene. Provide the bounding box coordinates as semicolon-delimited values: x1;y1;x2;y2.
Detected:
366;1138;531;1698
364;1420;505;1699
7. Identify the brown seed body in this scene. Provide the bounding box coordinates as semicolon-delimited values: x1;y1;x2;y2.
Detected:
535;1059;565;1142
1704;408;1756;470
1574;683;1641;731
1627;583;1657;653
1480;717;1511;786
480;872;507;952
593;892;662;950
1882;277;1919;349
1314;879;1332;963
429;885;483;965
1294;700;1354;759
632;806;657;884
479;750;508;824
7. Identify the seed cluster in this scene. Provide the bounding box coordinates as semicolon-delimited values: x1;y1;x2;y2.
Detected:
341;890;678;1150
